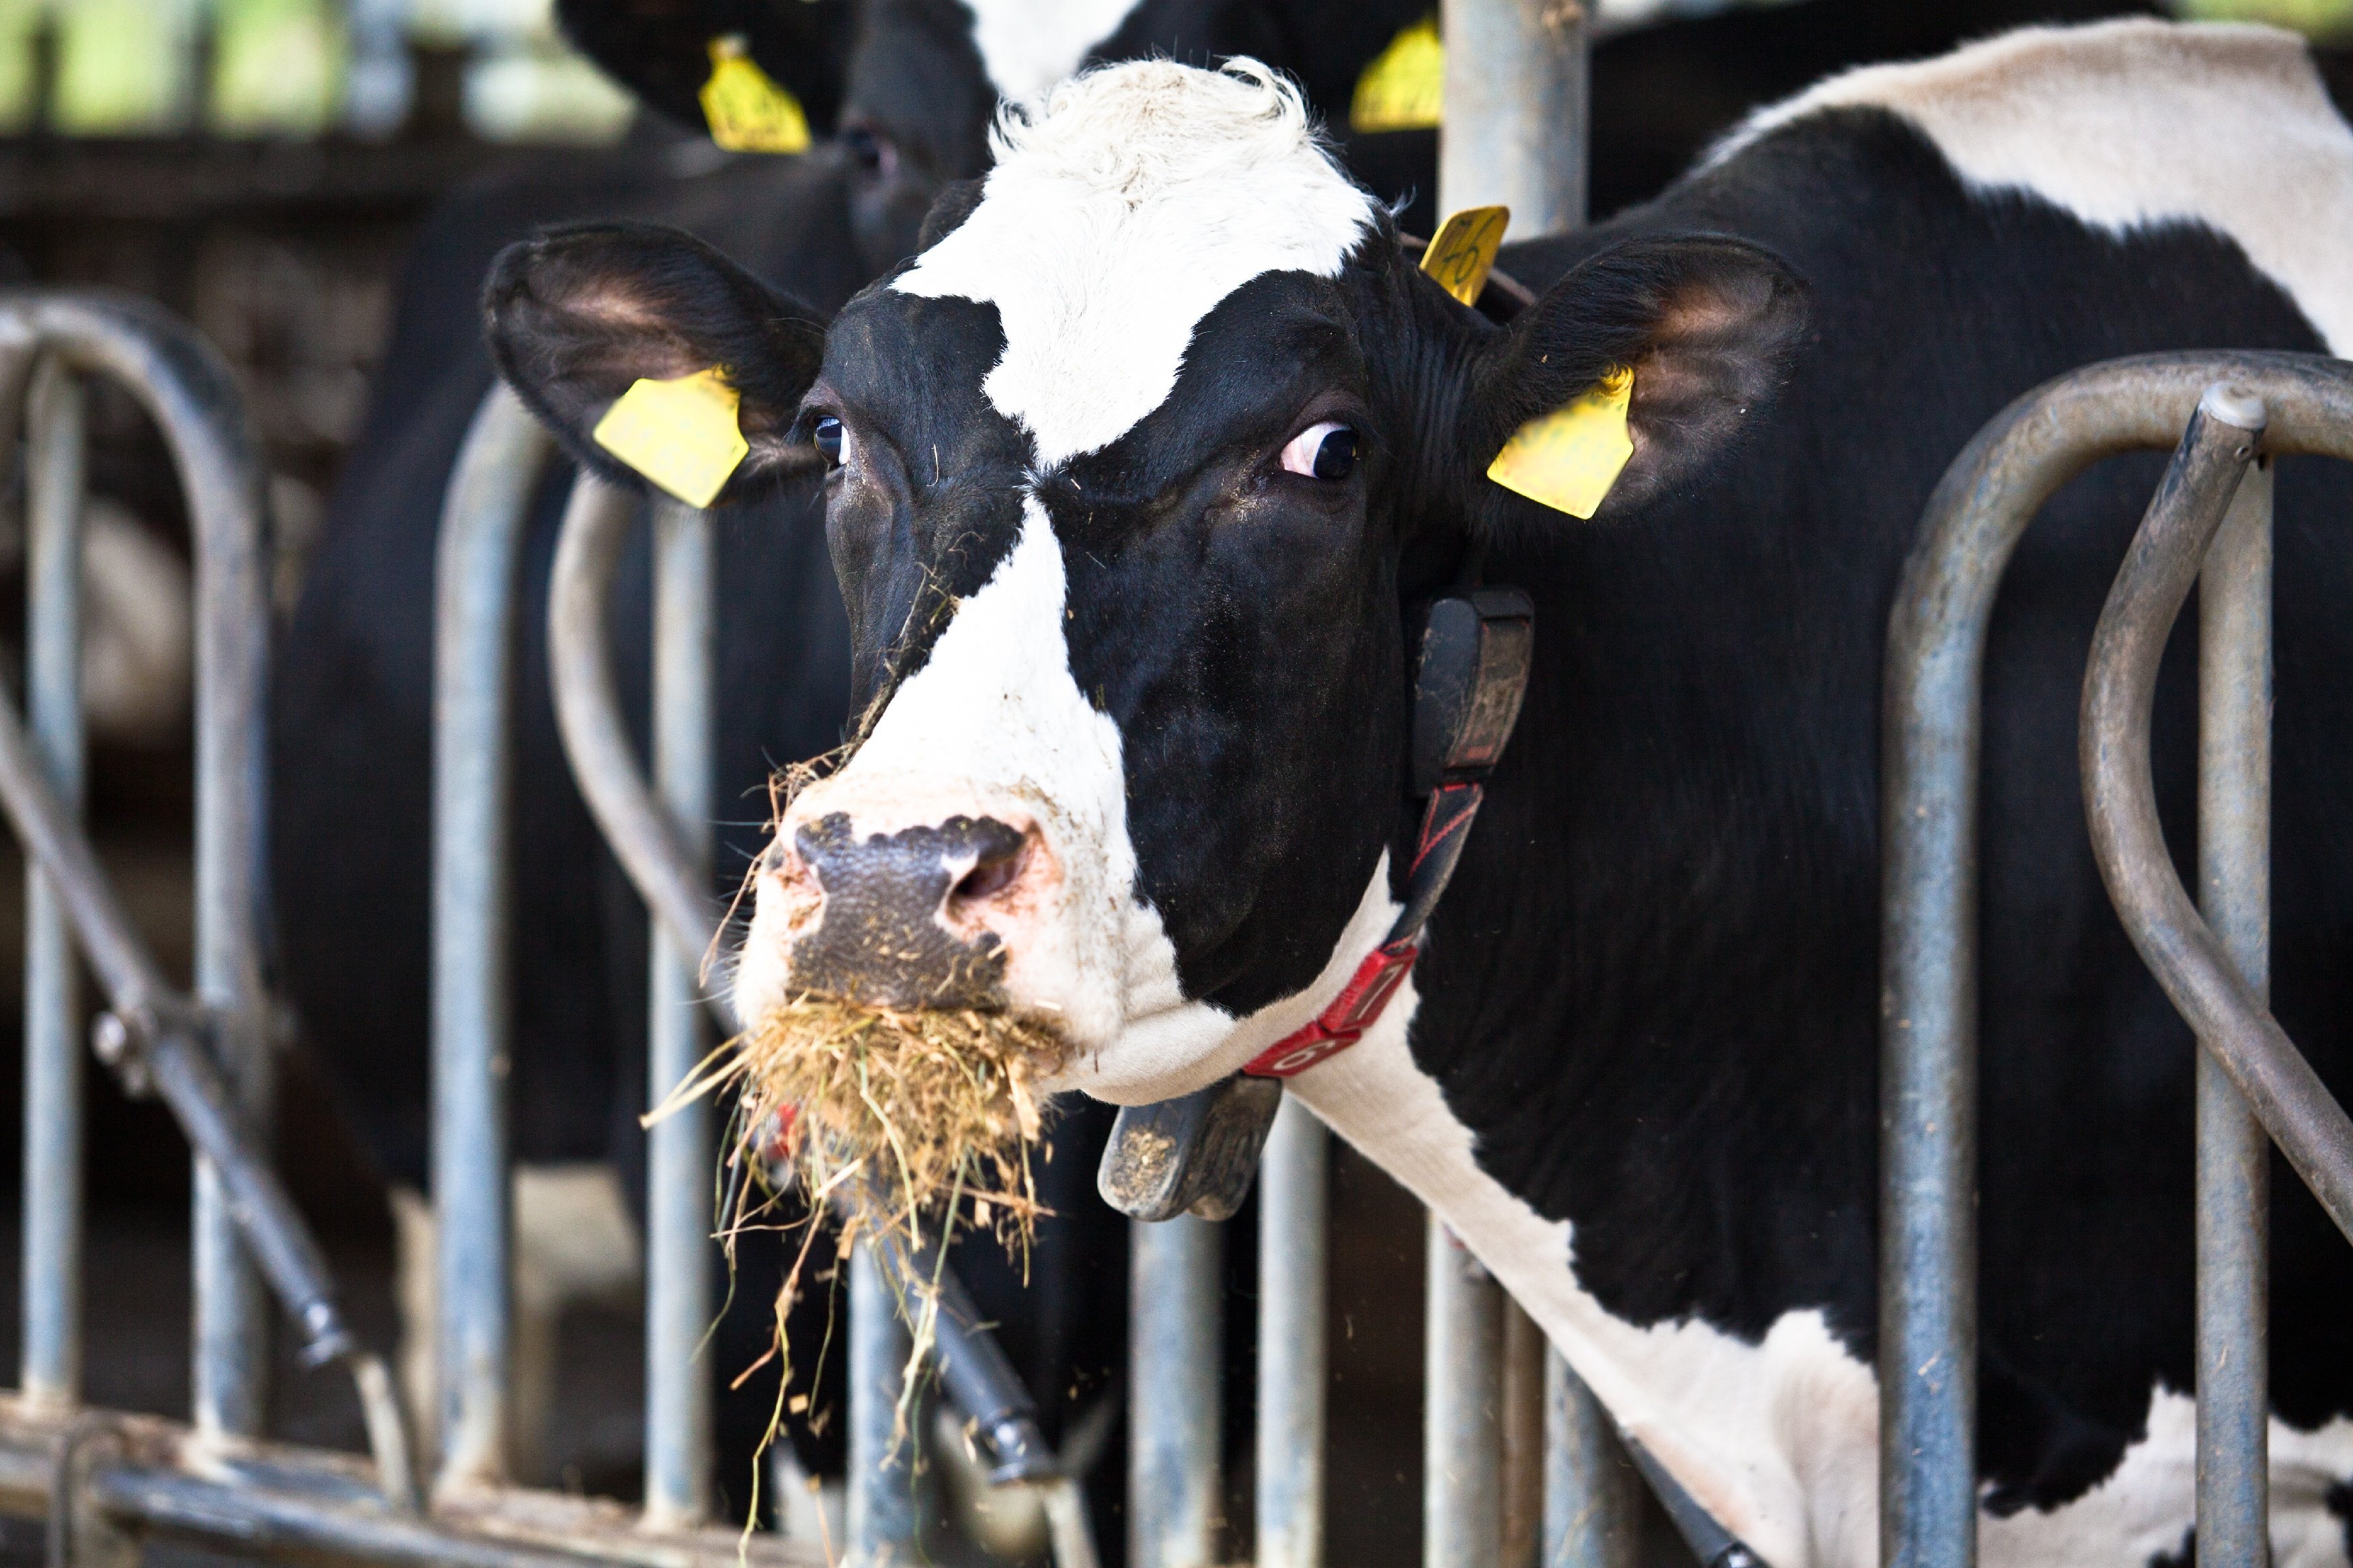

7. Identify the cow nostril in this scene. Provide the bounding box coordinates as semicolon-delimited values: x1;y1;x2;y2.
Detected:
951;847;1024;907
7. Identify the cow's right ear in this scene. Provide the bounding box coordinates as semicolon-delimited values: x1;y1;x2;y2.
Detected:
483;220;829;502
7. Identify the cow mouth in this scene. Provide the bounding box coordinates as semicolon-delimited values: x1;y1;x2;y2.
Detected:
727;991;1073;1249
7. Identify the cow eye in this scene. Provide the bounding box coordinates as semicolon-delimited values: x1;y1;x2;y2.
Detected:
1280;421;1357;481
813;415;845;466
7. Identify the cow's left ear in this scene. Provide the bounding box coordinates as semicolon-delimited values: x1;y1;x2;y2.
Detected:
483;220;830;503
1463;234;1807;517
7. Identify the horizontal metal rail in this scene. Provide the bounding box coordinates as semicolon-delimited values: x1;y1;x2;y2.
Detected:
1882;349;2353;1568
0;1397;822;1567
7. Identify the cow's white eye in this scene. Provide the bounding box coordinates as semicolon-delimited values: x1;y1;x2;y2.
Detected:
1281;421;1357;481
813;415;847;467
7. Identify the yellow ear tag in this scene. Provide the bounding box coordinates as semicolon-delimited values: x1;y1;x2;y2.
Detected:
1420;205;1509;306
592;368;751;509
699;36;811;155
1486;368;1636;520
1350;17;1443;133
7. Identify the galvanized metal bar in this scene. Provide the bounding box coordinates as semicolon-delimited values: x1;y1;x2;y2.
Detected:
1131;1213;1222;1568
547;476;726;1009
21;354;85;1411
1437;0;1588;237
1544;1353;1638;1568
1256;1095;1326;1568
2076;365;2353;1233
1499;1303;1543;1568
432;385;554;1490
2195;444;2272;1568
1886;349;2353;1568
846;1238;920;1566
0;293;275;1440
644;497;715;1528
1423;1219;1501;1568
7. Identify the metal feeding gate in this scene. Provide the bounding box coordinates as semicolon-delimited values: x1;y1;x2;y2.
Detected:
1880;352;2353;1568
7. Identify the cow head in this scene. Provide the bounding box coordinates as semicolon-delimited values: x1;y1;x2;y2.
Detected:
487;60;1803;1105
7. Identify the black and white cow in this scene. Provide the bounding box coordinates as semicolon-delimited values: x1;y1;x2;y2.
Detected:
485;19;2353;1566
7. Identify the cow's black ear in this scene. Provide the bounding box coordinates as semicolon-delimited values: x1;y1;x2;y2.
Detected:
1464;234;1806;517
483;220;828;503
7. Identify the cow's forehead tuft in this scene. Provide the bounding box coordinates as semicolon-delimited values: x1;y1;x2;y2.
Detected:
892;58;1379;470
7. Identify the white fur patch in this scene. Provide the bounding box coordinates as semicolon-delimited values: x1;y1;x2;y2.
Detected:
1295;993;2353;1568
894;58;1378;469
1712;19;2353;353
959;0;1144;105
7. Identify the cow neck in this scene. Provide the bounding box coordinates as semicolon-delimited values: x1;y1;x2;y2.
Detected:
1092;569;1533;1225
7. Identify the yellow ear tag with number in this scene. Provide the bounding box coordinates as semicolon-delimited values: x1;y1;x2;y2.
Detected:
699;36;811;154
1420;205;1509;306
1350;17;1443;133
1486;368;1636;519
592;368;750;509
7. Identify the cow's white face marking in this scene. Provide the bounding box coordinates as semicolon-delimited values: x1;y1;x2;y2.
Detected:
958;0;1146;106
895;58;1378;468
1715;17;2353;353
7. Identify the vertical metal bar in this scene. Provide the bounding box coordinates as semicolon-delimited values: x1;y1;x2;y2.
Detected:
21;355;85;1409
1499;1304;1544;1568
1424;1219;1501;1568
846;1237;921;1565
1544;1352;1638;1568
1131;1213;1222;1568
188;319;277;1450
2195;451;2270;1568
1437;0;1589;237
1257;1096;1326;1568
643;497;714;1528
431;386;552;1489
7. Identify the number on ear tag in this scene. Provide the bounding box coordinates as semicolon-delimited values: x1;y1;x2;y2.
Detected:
1486;368;1635;520
592;368;750;509
1350;18;1443;133
699;36;810;154
1421;206;1509;307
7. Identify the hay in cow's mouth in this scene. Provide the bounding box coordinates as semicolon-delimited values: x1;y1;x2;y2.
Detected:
719;994;1068;1249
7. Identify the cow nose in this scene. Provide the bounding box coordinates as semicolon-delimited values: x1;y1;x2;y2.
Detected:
783;811;1033;1010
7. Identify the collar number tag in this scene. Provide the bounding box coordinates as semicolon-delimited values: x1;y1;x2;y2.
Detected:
1351;18;1444;133
1421;205;1509;306
1486;367;1635;519
592;368;750;509
700;37;811;154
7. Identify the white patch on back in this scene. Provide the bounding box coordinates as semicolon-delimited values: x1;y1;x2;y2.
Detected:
1712;19;2353;353
894;58;1378;469
959;0;1144;105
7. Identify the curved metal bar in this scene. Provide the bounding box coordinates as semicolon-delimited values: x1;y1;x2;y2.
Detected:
432;384;553;1493
1882;349;2353;1568
0;289;274;1442
0;301;415;1508
2081;373;2353;1234
545;477;730;1020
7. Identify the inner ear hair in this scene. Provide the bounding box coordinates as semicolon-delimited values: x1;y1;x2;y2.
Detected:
482;220;830;497
1471;234;1808;512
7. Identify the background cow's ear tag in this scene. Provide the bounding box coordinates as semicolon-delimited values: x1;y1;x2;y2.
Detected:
1421;205;1509;306
1350;17;1443;133
700;36;811;154
1486;367;1634;519
592;368;750;509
